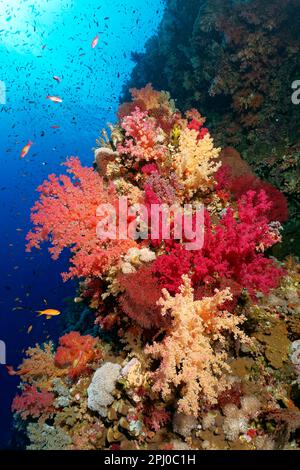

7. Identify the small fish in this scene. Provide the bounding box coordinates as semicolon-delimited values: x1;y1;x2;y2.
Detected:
36;308;61;319
53;76;61;83
20;140;33;159
46;95;63;103
91;34;99;49
51;125;60;129
27;325;33;334
6;366;26;376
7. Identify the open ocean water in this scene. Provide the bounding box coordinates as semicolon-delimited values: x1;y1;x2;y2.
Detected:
0;0;165;449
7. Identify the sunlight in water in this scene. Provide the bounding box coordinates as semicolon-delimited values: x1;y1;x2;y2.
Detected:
0;0;71;54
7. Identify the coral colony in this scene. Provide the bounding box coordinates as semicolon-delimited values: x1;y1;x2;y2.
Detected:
12;86;300;450
0;340;6;365
125;0;300;257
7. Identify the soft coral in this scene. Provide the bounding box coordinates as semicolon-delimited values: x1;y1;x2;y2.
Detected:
26;157;135;281
117;265;166;330
153;190;284;300
54;332;101;380
12;385;54;420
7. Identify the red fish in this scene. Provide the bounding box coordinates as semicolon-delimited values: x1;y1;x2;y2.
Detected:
46;95;63;103
20;140;33;159
53;76;61;83
51;125;60;129
91;34;99;49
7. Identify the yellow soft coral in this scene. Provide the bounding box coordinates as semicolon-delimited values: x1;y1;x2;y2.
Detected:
173;128;221;196
16;343;68;389
146;276;252;417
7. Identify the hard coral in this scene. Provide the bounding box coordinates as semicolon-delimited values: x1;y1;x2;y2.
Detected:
54;332;102;380
87;362;121;417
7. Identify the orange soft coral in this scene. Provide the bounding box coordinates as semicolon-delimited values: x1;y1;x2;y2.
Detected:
26;157;135;280
54;332;102;380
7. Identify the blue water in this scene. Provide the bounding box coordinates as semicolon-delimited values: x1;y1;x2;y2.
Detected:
0;0;165;449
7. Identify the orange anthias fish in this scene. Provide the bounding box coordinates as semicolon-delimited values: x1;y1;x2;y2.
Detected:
53;76;61;83
20;140;33;159
91;34;99;49
36;308;61;319
6;365;30;376
46;95;63;103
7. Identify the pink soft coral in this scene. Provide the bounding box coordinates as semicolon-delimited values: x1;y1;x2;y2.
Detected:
12;385;54;420
143;405;171;432
117;108;167;163
26;157;135;280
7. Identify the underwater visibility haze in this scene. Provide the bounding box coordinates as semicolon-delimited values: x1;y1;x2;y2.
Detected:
0;0;300;453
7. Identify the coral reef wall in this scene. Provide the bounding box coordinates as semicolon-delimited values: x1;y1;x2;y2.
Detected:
123;0;300;255
11;87;300;450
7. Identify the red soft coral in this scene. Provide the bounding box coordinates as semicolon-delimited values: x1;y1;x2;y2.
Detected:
12;385;54;420
215;150;288;223
117;265;165;330
187;118;209;141
231;176;288;223
153;190;284;300
143;405;171;432
26;157;135;280
54;332;101;379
